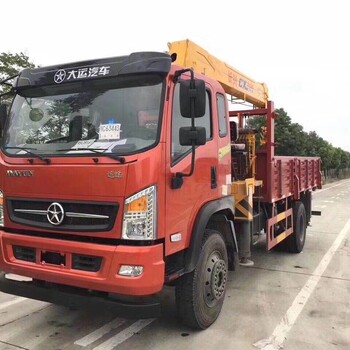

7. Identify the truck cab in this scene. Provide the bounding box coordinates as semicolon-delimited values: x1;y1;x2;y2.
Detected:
0;50;235;328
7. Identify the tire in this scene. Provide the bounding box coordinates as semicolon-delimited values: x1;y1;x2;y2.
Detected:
175;230;228;329
286;201;306;253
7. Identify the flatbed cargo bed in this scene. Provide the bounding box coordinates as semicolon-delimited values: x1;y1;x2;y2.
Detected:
256;153;322;203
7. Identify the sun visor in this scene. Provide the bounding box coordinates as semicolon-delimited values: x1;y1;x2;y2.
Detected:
14;52;171;90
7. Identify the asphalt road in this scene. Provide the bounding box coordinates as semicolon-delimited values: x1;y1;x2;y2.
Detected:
0;179;349;350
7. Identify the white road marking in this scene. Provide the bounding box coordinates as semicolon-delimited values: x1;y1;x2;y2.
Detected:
314;179;350;195
74;318;126;347
321;200;334;203
0;297;27;311
253;218;350;350
92;319;155;350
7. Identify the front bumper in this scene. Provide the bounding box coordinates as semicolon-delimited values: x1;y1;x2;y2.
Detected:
0;272;161;318
0;231;165;296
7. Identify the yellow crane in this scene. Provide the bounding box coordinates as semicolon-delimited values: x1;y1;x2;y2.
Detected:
168;39;269;108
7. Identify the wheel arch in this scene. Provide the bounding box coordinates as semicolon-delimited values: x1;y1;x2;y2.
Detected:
184;197;237;273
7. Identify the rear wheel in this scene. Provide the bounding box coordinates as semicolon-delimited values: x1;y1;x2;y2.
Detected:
286;201;306;253
175;230;228;329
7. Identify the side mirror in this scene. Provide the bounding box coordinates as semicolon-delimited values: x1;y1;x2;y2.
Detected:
0;104;8;130
179;126;206;146
179;79;206;118
230;121;239;141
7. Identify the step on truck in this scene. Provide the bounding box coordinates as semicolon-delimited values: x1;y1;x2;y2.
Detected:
0;40;322;329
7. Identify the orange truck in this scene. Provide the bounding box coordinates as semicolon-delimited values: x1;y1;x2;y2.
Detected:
0;40;322;329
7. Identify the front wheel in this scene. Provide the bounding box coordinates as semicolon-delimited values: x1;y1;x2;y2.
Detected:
175;230;228;329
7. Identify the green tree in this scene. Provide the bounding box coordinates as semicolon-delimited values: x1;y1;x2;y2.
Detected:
318;143;334;170
247;108;308;156
273;108;307;156
0;52;35;105
246;107;349;172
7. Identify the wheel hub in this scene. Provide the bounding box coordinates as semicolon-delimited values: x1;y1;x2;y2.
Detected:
211;259;227;299
204;253;227;306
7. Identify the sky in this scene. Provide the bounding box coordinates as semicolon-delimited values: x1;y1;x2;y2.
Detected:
2;0;349;151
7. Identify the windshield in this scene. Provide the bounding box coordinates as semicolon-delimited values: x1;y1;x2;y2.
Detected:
3;76;164;157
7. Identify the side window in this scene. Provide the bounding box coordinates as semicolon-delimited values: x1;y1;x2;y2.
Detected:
217;94;227;137
171;83;212;164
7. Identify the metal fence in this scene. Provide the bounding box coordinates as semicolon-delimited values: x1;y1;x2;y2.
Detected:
323;168;350;183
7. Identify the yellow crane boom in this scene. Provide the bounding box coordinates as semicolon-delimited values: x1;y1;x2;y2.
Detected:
168;39;269;108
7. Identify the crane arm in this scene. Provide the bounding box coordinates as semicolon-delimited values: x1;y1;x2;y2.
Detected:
168;40;269;108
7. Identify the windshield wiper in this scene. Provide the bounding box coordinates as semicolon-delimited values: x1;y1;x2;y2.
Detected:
4;146;51;164
57;147;126;164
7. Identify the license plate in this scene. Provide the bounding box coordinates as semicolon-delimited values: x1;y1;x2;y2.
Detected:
41;251;66;266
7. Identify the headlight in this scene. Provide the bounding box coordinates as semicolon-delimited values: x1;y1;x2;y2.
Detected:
0;191;4;227
122;186;157;240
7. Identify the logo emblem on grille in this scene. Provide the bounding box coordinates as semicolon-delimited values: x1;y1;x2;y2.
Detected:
47;202;65;225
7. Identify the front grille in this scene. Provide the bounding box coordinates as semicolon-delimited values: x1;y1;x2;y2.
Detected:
7;199;118;232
